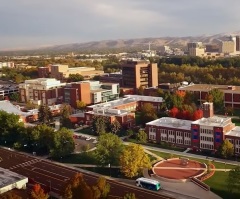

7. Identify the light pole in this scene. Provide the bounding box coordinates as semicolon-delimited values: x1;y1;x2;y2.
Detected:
48;180;52;199
108;163;111;177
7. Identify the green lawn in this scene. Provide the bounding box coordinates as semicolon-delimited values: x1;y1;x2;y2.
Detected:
205;172;240;199
232;118;240;126
75;127;94;135
149;150;239;199
55;151;98;165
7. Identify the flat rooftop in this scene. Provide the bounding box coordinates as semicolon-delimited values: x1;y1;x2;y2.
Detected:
192;116;231;127
0;167;28;189
124;95;163;103
179;84;240;92
146;117;192;131
225;126;240;138
87;108;129;117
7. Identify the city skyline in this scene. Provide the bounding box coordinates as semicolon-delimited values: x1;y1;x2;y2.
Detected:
1;0;240;50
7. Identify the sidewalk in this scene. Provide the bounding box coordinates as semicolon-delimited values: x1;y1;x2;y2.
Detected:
144;149;164;160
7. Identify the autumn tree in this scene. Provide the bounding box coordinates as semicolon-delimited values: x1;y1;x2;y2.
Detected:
217;140;234;159
120;143;151;178
91;115;109;135
67;73;84;82
192;109;203;120
92;176;110;199
0;191;22;199
110;120;121;134
139;103;157;125
136;129;147;143
38;105;52;124
60;104;72;128
124;193;137;199
30;184;49;199
95;133;123;166
137;86;144;95
64;173;94;199
76;100;86;111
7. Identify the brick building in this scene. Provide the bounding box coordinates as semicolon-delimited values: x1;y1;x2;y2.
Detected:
146;102;240;155
19;78;65;105
50;64;104;80
178;84;240;109
121;60;158;89
19;78;119;107
38;66;51;78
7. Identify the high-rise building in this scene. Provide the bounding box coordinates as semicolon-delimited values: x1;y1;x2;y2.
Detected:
236;36;240;51
121;60;158;89
187;42;205;56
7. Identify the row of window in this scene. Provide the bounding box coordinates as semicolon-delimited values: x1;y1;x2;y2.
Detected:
200;136;214;142
200;143;214;150
149;134;191;146
200;129;213;135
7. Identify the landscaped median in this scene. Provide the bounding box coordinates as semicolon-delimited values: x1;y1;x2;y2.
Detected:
149;149;240;199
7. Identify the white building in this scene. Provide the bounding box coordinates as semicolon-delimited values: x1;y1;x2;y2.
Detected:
0;168;28;194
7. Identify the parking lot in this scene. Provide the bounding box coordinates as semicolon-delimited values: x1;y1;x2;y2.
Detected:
73;133;97;153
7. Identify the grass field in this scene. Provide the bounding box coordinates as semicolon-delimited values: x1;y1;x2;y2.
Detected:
149;150;239;199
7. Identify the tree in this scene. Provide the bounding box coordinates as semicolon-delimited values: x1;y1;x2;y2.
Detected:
136;130;147;143
227;166;240;194
208;89;224;111
9;93;20;102
14;74;24;83
50;128;75;158
139;103;157;125
67;74;84;82
95;133;123;166
124;193;137;199
110;120;121;134
0;110;24;145
0;191;22;199
137;86;144;95
38;105;52;124
64;173;94;199
76;100;86;111
60;104;72;128
30;184;49;199
217;140;234;159
91;115;109;135
120;143;151;178
92;176;110;199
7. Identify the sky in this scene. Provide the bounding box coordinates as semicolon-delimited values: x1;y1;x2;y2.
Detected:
0;0;240;50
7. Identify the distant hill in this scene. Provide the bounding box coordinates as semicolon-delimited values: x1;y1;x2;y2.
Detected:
1;31;240;56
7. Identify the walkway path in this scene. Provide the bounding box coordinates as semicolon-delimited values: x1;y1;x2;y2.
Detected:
124;142;239;166
144;149;164;160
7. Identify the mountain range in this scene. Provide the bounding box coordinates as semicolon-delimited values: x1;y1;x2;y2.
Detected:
1;31;240;55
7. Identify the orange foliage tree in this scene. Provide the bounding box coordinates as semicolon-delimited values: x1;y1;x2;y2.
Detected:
30;184;49;199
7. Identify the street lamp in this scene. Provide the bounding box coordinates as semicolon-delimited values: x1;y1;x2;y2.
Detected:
108;163;111;177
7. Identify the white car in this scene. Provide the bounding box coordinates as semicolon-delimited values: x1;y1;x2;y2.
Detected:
86;137;91;141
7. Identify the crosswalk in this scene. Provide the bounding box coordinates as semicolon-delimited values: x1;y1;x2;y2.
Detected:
9;159;41;169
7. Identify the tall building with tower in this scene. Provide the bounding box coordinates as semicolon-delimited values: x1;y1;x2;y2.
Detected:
187;42;205;56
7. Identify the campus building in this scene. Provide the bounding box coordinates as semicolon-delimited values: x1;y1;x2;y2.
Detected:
50;64;104;80
178;84;240;109
19;78;120;107
145;102;240;155
121;60;158;89
70;95;163;126
0;168;28;194
64;81;120;108
19;78;66;105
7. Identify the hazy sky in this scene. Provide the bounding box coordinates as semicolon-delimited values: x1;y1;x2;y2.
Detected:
1;0;240;50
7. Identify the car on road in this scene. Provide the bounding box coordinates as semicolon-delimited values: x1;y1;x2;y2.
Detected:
86;137;91;141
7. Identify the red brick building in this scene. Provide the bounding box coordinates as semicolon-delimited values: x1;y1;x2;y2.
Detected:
146;102;240;155
178;84;240;109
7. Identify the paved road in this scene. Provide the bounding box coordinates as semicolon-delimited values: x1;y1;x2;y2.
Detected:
0;147;174;199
